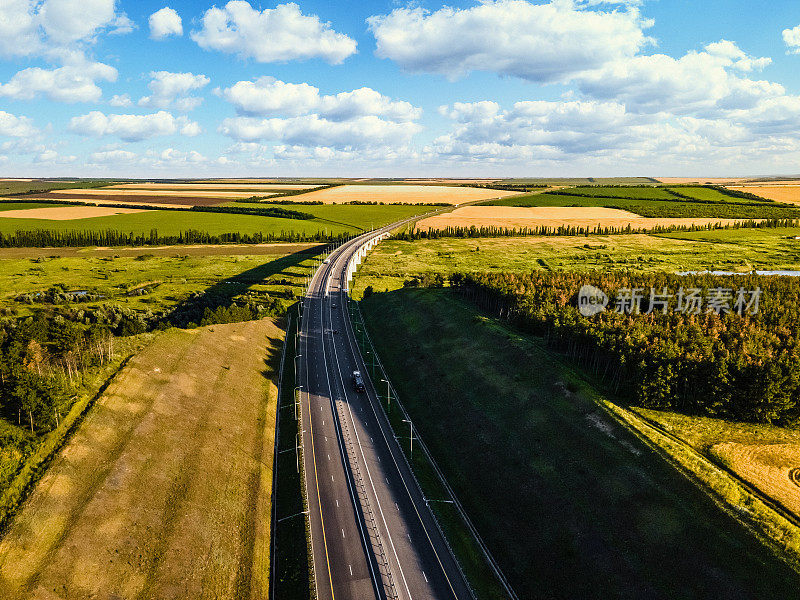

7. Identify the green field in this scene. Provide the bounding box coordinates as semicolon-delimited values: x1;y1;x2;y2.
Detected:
0;246;324;317
223;202;429;229
0;180;114;196
0;203;58;212
350;228;800;297
483;185;800;219
0;208;354;237
359;287;799;599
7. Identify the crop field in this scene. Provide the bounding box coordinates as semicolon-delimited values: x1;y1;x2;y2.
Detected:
350;227;800;297
107;182;318;191
414;205;750;231
292;183;521;204
656;177;750;184
0;245;323;316
498;177;657;185
228;201;430;228
358;287;799;598
0;180;113;196
483;187;800;219
727;185;800;205
0;319;281;599
710;442;800;517
0;206;144;220
0;208;354;238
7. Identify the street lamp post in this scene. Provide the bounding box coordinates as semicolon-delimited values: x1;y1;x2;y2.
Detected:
381;378;391;410
294;386;301;420
403;419;413;458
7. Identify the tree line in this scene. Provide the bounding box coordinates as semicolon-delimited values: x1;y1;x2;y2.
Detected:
0;228;348;248
448;271;800;425
394;218;799;241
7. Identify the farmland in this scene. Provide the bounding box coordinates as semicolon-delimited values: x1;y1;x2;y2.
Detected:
357;287;799;598
0;319;281;599
484;185;800;219
292;183;521;204
728;185;800;205
0;200;431;244
414;205;751;232
349;227;800;297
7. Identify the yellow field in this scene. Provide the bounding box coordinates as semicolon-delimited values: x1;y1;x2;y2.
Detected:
107;183;317;191
56;188;271;198
0;206;145;220
656;177;750;184
297;184;520;204
415;205;751;230
711;442;800;518
728;186;800;205
0;320;282;600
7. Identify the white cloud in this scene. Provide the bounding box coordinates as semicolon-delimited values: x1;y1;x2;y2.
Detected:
367;0;651;82
68;110;201;141
220;77;421;121
109;93;132;107
39;0;121;44
149;7;182;40
783;24;800;55
191;1;356;64
0;62;117;103
0;111;39;138
35;149;76;163
575;41;776;115
218;77;422;150
219;115;420;149
139;71;210;111
109;13;136;36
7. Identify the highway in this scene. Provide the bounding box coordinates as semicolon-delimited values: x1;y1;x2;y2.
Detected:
296;227;474;600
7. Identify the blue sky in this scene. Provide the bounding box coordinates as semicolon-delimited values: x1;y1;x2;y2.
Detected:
2;0;800;177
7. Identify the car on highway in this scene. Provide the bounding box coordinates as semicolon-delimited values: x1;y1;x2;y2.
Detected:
352;370;365;392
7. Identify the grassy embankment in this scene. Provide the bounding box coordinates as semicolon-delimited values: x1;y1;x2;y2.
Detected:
0;319;282;599
350;226;800;297
272;306;312;599
358;287;800;599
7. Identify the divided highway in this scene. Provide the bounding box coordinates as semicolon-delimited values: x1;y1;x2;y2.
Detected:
296;226;474;600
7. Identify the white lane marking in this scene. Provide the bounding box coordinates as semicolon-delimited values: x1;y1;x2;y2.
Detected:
331;475;334;482
342;529;345;538
327;454;331;461
336;499;339;507
349;564;353;576
395;502;399;511
423;572;428;583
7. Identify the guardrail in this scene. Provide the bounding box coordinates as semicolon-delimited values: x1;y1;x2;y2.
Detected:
342;236;520;600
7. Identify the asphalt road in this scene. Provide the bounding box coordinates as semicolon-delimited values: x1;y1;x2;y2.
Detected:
297;228;474;600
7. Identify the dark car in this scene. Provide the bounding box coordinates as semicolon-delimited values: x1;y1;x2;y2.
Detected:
352;370;365;392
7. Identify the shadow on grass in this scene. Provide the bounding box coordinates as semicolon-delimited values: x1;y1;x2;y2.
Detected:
360;286;800;600
166;245;323;327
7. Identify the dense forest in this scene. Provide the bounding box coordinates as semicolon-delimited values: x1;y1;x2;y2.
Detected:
0;315;114;435
449;271;800;425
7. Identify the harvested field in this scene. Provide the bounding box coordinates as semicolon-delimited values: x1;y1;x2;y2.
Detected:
415;205;750;230
710;442;800;518
53;188;270;199
0;206;144;220
26;192;221;207
728;186;800;205
0;320;282;600
107;183;318;191
297;184;520;204
656;177;750;184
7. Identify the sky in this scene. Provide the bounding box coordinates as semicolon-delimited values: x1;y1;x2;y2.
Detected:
2;0;800;177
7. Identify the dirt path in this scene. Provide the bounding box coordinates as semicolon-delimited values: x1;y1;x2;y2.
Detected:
0;320;283;600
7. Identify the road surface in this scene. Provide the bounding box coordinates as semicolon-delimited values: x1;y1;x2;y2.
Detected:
297;228;474;600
